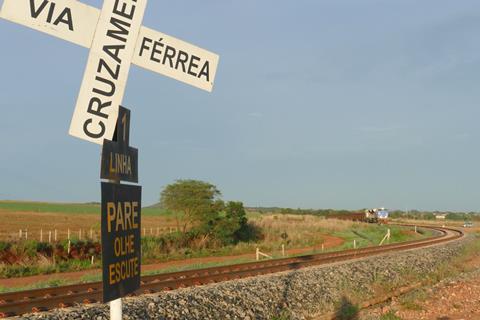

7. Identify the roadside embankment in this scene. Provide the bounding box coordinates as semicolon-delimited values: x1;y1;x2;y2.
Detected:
20;235;471;320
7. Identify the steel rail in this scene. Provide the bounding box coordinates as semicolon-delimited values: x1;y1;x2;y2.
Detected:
0;225;463;318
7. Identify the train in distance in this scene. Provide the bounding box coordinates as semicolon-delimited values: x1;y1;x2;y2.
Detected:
327;208;389;224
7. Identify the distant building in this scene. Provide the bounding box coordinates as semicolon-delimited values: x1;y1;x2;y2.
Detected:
435;214;447;220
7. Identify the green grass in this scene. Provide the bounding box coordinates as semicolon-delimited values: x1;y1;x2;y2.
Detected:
0;257;257;293
143;258;255;276
335;298;360;320
0;259;99;278
0;201;100;215
0;201;276;218
270;311;292;320
79;273;102;283
0;200;174;217
425;232;480;283
331;224;429;250
246;211;264;220
0;204;435;289
0;278;69;293
399;289;426;311
380;311;402;320
0;226;445;295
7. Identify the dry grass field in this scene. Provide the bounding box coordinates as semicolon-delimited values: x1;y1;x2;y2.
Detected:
251;213;358;248
393;218;480;236
0;201;431;247
0;201;435;284
0;204;176;241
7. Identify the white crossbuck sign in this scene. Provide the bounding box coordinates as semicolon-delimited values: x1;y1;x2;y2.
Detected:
0;0;220;144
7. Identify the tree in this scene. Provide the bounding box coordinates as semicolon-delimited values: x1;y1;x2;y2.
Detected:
210;201;246;245
225;201;263;243
160;180;222;235
160;180;261;248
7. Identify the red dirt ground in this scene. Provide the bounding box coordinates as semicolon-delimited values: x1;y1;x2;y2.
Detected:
360;241;480;320
361;271;480;319
0;234;344;289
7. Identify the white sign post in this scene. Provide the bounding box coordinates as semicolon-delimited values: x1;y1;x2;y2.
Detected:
0;1;219;318
0;0;219;144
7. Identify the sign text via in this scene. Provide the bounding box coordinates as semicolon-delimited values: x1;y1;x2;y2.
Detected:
29;0;74;31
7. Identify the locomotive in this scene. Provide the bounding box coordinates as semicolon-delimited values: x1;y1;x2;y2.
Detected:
327;208;389;223
365;208;389;223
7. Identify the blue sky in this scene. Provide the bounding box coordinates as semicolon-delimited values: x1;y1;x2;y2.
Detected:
1;0;479;211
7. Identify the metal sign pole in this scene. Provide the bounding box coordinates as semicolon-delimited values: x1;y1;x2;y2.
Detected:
110;297;122;320
108;178;122;320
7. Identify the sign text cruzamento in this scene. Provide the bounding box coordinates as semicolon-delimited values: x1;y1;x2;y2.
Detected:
69;0;147;145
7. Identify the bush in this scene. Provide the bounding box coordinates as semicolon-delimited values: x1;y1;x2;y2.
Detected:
446;212;466;221
235;222;264;243
141;232;190;260
335;297;359;320
36;242;53;256
68;240;100;259
0;264;56;278
159;181;264;248
0;241;11;252
21;240;39;258
211;201;262;245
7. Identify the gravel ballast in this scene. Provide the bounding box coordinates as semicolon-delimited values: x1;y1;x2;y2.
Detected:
20;236;470;320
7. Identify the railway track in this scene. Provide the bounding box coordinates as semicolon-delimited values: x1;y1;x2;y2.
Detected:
0;225;464;318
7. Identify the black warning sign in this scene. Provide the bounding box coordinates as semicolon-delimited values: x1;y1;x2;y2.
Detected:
101;106;138;183
101;182;141;303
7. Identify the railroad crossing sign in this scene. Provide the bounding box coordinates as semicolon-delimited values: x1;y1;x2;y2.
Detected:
0;0;220;145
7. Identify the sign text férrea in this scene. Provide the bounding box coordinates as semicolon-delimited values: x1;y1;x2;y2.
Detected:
101;182;141;303
0;1;219;136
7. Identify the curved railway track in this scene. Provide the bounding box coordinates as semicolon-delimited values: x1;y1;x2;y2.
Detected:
0;225;464;318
